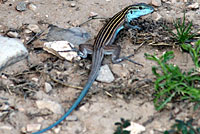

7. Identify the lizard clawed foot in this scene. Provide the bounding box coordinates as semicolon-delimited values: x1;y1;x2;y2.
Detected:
114;54;143;67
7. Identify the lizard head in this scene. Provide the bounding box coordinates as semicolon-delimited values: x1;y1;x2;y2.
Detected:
125;3;154;23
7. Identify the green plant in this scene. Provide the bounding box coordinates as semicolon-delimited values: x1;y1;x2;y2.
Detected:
114;118;131;134
181;40;200;68
164;119;200;134
145;51;200;111
164;13;197;44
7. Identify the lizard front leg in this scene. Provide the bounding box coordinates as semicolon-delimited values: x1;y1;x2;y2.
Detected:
78;44;93;58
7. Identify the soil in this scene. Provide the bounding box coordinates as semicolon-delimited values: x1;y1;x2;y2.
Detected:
0;0;200;134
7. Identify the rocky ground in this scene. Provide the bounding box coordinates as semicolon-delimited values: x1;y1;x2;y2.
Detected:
0;0;200;134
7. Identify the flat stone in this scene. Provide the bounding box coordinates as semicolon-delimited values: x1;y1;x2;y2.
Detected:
46;25;91;45
43;41;79;61
0;36;28;71
36;99;64;114
96;64;114;83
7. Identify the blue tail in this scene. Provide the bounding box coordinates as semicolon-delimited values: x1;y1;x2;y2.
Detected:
32;78;95;134
32;48;103;134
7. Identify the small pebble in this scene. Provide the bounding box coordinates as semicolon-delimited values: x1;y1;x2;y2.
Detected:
65;115;78;121
27;3;37;11
44;82;52;93
27;24;41;33
96;64;115;83
151;0;162;7
26;124;41;132
188;2;199;9
53;126;61;134
70;3;76;7
90;11;98;17
7;31;19;38
16;1;27;12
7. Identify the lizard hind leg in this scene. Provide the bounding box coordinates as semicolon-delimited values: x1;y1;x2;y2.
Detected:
104;45;143;66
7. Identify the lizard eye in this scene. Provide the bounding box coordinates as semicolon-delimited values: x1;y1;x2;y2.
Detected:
130;10;133;14
139;6;142;10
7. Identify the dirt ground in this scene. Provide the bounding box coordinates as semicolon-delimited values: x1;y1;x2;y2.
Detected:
0;0;200;134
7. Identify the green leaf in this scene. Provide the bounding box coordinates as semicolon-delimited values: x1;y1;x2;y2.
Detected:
122;120;131;128
181;44;191;51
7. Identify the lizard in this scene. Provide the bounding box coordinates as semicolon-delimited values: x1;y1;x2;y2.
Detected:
33;3;154;134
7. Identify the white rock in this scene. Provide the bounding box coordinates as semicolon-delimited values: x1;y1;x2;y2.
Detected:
44;82;52;93
152;0;161;7
0;36;28;71
188;3;199;9
26;124;41;132
123;122;145;134
27;3;37;11
53;126;61;133
36;99;64;114
7;31;19;38
90;11;98;17
27;24;41;33
70;3;76;7
43;41;79;62
96;64;115;83
32;77;39;82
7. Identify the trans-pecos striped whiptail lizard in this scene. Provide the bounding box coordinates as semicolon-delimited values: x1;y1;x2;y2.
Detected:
33;3;154;134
